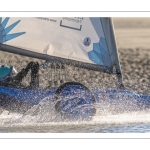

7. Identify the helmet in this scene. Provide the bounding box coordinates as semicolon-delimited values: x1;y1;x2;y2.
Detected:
0;65;17;80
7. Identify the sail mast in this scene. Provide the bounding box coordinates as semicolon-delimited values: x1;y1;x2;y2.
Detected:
100;17;124;88
110;18;124;88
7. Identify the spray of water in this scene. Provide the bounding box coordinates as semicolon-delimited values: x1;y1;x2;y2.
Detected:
0;88;150;132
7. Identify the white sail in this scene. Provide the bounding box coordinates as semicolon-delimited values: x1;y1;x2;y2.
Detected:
0;17;122;76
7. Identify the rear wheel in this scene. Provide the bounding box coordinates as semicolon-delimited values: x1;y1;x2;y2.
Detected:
55;82;96;120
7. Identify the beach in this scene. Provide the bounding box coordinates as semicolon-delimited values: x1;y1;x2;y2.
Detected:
114;18;150;94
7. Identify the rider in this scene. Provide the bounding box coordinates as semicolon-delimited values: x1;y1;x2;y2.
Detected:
0;61;39;89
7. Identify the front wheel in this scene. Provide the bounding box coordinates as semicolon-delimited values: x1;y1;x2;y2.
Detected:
55;82;96;120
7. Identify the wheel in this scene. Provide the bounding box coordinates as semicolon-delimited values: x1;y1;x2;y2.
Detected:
55;82;96;120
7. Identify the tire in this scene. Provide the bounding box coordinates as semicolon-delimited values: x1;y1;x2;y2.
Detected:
55;82;96;120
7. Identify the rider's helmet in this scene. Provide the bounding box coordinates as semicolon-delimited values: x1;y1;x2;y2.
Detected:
0;65;17;81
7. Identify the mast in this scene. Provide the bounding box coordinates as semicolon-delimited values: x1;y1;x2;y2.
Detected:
100;18;124;88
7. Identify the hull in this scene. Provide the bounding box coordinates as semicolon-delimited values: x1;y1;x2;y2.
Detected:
0;85;150;117
0;86;56;113
0;86;56;105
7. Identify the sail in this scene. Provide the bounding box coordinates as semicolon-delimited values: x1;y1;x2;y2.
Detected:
0;17;122;75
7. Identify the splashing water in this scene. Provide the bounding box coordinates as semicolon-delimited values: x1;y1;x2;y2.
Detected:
0;91;150;133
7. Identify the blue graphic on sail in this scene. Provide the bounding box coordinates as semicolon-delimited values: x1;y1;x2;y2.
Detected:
0;17;26;43
88;37;111;67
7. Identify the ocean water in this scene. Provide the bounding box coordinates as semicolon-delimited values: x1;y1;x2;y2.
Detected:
1;113;150;133
0;95;150;133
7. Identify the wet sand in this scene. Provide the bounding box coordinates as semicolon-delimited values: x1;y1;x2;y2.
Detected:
114;18;150;94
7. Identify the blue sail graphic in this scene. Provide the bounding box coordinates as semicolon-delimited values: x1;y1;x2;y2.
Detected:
0;17;26;43
88;37;111;67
